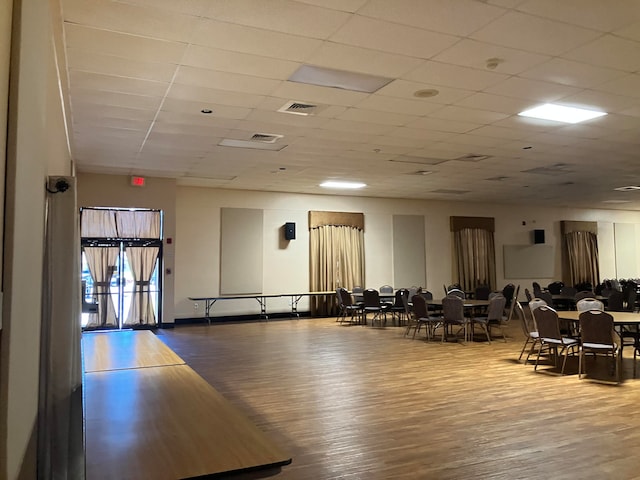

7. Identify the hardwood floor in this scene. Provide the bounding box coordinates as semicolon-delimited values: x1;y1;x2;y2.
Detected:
159;318;640;480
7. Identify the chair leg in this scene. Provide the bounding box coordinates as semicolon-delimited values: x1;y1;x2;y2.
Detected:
578;348;584;379
519;338;531;361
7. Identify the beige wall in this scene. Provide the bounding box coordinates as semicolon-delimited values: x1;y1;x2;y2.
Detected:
1;0;72;478
174;186;640;319
76;173;177;325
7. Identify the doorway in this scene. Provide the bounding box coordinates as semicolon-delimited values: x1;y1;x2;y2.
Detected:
80;208;162;330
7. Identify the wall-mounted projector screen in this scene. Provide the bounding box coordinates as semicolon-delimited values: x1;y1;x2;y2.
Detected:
503;244;554;279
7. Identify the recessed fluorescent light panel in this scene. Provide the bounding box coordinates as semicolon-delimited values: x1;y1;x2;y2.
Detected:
320;181;366;189
289;65;393;93
518;103;607;124
614;186;640;191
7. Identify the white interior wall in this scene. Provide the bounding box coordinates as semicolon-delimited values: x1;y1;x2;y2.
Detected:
1;0;72;476
173;186;640;319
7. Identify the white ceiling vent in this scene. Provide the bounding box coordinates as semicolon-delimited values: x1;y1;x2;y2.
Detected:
250;133;283;143
278;101;319;116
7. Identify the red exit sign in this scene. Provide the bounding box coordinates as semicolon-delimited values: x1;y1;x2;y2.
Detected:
131;176;145;187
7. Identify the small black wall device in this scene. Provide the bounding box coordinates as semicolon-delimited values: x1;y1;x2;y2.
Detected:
284;222;296;240
533;229;545;244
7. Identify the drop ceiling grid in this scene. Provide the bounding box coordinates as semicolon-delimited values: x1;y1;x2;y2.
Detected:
59;0;640;207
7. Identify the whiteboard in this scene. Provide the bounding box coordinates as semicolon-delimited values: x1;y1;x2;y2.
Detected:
503;245;554;279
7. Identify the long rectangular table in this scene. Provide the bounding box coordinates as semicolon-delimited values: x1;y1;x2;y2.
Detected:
189;291;335;323
558;310;640;326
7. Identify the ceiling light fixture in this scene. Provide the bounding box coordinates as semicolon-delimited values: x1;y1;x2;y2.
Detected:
413;88;439;98
289;65;393;93
614;186;640;191
200;108;213;114
518;103;607;124
320;181;366;189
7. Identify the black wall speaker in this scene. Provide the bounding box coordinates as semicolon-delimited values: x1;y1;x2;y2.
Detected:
284;222;296;240
533;229;545;244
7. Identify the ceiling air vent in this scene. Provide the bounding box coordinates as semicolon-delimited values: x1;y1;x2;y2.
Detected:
250;133;283;144
278;101;318;116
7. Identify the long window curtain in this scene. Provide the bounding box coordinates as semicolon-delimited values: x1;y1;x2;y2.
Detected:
84;247;119;328
453;228;496;292
565;231;599;287
124;246;160;326
38;177;85;479
310;225;364;316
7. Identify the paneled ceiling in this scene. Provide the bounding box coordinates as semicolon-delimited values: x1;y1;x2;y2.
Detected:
60;0;640;209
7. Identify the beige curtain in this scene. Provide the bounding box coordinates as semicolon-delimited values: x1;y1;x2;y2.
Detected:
38;177;85;478
453;228;496;292
310;225;364;316
84;247;119;328
124;246;160;326
565;231;599;287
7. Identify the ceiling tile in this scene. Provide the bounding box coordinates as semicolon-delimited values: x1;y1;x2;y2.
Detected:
471;11;601;55
62;0;200;42
182;45;299;80
167;83;266;108
433;39;550;75
429;105;509;124
516;0;640;32
270;81;368;107
64;23;187;64
190;18;322;61
358;0;506;37
202;0;350;38
593;74;640;100
354;95;442;116
519;58;627;89
455;92;533;115
69;70;170;97
406;117;482;134
294;0;368;12
377;79;474;104
337;108;418;126
563;35;640;72
329;15;458;59
483;77;582;102
173;66;281;95
404;61;509;91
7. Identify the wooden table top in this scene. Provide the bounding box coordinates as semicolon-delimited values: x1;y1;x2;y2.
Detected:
558;310;640;325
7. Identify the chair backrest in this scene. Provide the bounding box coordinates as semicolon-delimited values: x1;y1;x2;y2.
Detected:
560;286;577;297
394;288;409;307
339;288;354;307
363;289;380;307
533;305;562;340
625;286;637;311
514;301;534;337
447;288;465;299
402;292;412;317
579;310;614;346
607;290;625;311
486;294;507;322
528;297;548;316
336;288;344;308
547;281;564;294
421;290;433;300
502;283;516;306
474;285;491;300
379;285;394;294
576;297;604;312
442;295;465;322
575;281;593;293
408;286;419;299
574;290;593;302
532;281;543;296
537;291;554;307
411;294;428;319
524;288;533;302
352;286;363;294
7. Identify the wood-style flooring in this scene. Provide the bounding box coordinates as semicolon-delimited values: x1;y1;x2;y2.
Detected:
158;317;640;480
83;330;291;479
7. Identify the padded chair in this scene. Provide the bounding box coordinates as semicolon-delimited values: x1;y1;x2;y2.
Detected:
537;291;554;308
362;289;388;327
379;285;395;307
607;290;625;311
578;310;622;383
472;293;507;343
502;283;516;307
474;284;492;301
532;282;544;297
336;288;362;325
576;297;604;313
436;295;469;343
406;294;439;340
390;288;409;325
574;290;594;302
351;286;364;307
547;281;564;295
533;306;579;374
446;288;466;299
560;286;577;297
516;301;540;364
